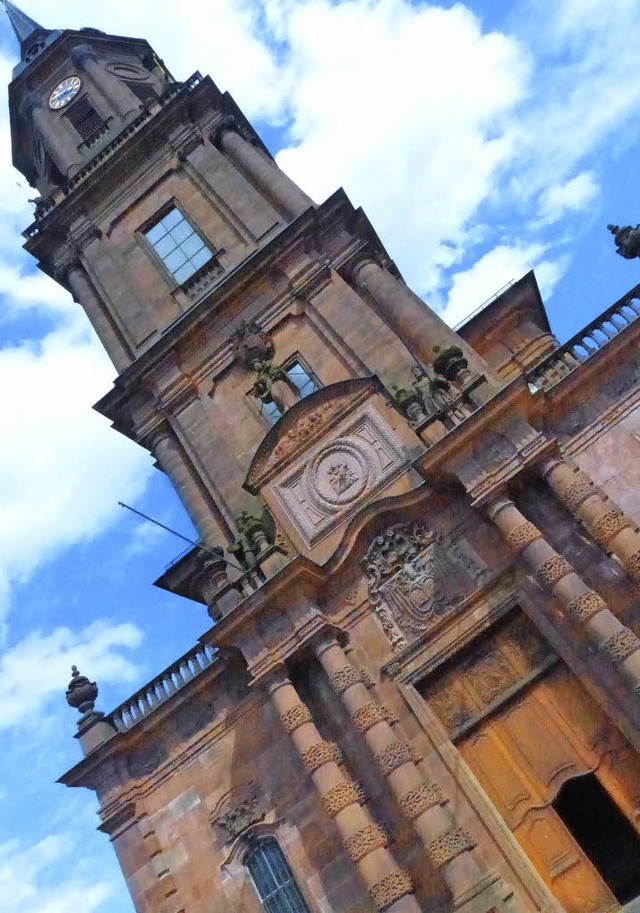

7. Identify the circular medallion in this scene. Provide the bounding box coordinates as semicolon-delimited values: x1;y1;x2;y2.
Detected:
312;443;369;506
49;76;82;110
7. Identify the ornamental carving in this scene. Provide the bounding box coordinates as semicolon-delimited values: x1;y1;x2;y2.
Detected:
428;682;473;733
462;644;516;706
212;782;264;842
428;828;475;868
561;478;594;512
279;703;312;733
505;521;541;553
352;701;386;733
400;782;445;820
535;555;573;589
566;591;606;624
364;521;468;647
369;869;413;912
301;740;342;774
360;667;376;689
322;782;359;817
591;509;632;548
381;704;400;726
344;823;388;862
599;629;640;665
330;666;363;695
374;741;413;776
624;549;640;582
229;319;274;367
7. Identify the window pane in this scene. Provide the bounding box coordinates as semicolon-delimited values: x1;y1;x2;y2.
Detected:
173;261;196;284
190;246;213;271
154;233;178;259
247;840;310;913
161;207;182;231
145;222;167;244
181;233;205;258
169;219;193;245
164;248;188;272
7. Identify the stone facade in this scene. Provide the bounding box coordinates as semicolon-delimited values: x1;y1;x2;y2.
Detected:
5;5;640;913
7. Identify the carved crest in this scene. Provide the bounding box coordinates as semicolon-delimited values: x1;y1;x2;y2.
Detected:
212;782;265;842
230;319;274;367
363;522;434;590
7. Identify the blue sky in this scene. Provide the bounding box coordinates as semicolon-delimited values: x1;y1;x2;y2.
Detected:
1;0;640;910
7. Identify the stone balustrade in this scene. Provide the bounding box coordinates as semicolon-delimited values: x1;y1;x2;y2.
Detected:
108;642;216;732
528;285;640;393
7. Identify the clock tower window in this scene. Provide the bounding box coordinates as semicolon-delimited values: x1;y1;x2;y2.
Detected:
143;206;214;285
63;95;107;145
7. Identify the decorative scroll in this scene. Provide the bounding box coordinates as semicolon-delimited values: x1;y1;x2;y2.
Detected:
428;828;475;868
400;782;445;820
344;823;388;862
279;703;312;733
369;869;413;912
535;556;573;588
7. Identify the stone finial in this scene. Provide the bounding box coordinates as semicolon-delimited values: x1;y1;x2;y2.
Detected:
608;223;640;260
65;665;98;718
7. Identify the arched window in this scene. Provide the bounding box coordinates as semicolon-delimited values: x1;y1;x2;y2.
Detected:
246;837;311;912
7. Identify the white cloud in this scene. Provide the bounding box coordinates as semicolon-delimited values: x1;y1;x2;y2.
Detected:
538;172;599;225
0;835;114;913
0;620;142;730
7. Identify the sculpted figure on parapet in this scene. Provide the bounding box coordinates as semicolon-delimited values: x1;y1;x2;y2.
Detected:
250;359;301;413
609;223;640;259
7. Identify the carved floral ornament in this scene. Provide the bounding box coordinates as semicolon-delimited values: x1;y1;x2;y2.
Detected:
211;782;266;842
363;521;435;590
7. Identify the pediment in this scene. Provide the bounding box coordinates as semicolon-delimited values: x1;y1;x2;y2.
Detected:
244;377;379;494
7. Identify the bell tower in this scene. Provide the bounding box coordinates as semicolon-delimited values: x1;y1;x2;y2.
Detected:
11;5;640;913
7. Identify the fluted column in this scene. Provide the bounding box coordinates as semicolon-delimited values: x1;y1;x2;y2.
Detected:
151;429;221;548
267;670;419;913
64;261;131;371
351;259;493;391
213;119;313;221
542;457;640;590
23;93;82;176
487;497;640;696
71;45;138;119
315;637;484;902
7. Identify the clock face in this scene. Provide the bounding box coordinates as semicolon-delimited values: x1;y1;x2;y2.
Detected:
49;76;82;110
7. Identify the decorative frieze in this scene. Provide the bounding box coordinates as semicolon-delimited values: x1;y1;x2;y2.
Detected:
505;521;542;553
322;782;360;817
400;782;445;820
566;591;607;624
352;701;386;733
330;666;363;695
591;509;632;548
428;828;475;869
560;478;594;512
301;740;342;774
369;869;413;912
279;703;312;733
344;823;388;862
374;741;413;775
599;629;640;665
535;555;573;588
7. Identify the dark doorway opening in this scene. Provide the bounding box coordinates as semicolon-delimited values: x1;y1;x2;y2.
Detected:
553;773;640;904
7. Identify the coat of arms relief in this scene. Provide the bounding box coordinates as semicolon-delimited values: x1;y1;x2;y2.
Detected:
363;521;489;652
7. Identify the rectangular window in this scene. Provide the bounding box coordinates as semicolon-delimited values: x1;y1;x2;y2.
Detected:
143;206;213;285
64;96;106;144
257;358;320;427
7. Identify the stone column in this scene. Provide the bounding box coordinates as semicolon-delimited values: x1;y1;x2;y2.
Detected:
487;497;640;695
64;261;131;372
541;457;640;589
213;118;313;221
267;669;419;913
71;45;138;120
351;259;493;391
151;429;222;548
24;93;82;176
315;637;484;903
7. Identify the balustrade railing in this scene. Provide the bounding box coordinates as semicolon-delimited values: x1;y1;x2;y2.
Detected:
528;284;640;392
107;641;216;733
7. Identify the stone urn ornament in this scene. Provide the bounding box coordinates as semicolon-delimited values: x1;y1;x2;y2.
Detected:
65;665;100;723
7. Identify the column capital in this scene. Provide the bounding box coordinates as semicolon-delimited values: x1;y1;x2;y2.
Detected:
209;114;250;150
70;43;98;70
262;662;291;696
484;495;515;523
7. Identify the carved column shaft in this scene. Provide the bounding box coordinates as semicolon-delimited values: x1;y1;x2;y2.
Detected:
315;639;483;900
218;128;312;221
351;260;492;391
30;104;82;176
72;45;138;120
267;672;418;913
66;264;130;372
542;457;640;589
151;431;221;547
488;498;640;694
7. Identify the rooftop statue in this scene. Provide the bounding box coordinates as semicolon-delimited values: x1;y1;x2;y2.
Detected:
608;224;640;260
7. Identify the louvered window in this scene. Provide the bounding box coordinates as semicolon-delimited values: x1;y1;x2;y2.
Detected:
246;839;310;913
64;96;106;143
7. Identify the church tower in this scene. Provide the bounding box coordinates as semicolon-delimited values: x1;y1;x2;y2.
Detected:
6;4;640;913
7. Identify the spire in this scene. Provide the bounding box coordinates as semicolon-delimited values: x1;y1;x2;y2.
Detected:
1;0;61;75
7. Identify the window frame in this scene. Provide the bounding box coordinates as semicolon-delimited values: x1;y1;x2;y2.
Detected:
247;354;322;428
139;201;216;291
244;836;312;913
